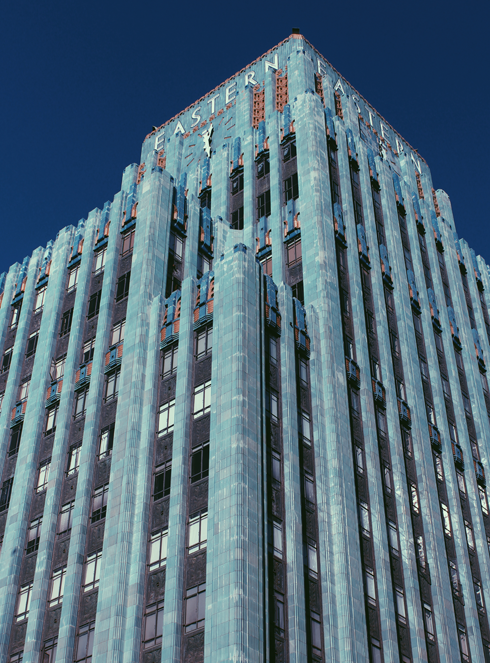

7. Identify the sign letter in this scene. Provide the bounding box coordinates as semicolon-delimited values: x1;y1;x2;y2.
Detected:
411;152;421;173
265;53;278;72
396;138;404;154
207;94;220;115
245;71;258;87
333;78;346;95
174;121;185;136
226;82;237;104
317;59;327;76
352;95;361;114
190;107;201;128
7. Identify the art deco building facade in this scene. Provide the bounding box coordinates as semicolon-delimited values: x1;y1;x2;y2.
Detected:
2;31;490;663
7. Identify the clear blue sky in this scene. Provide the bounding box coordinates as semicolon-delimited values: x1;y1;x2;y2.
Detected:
1;0;488;272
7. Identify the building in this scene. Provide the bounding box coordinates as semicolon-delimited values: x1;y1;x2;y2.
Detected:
1;29;490;663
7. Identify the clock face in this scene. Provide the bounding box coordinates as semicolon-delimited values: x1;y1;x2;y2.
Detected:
183;112;235;169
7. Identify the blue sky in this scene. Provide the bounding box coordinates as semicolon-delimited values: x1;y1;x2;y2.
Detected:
1;0;488;272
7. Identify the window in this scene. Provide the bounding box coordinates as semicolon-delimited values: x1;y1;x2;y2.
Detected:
426;402;435;425
395;587;407;624
299;409;311;444
291;280;304;305
474;578;485;612
9;425;23;457
26;517;42;554
423;603;435;642
18;378;31;401
458;624;470;661
10;303;21;328
188;511;207;554
304;474;315;503
191;444;209;483
162;344;178;378
10;652;24;663
193;381;211;417
122;229;135;255
75;622;95;663
283;141;297;161
470;438;480;460
111;319;125;345
169;233;183;260
274;594;285;633
91;484;109;522
48;567;66;606
42;638;57;663
67;265;79;291
359;500;370;536
441;503;452;537
34;286;47;311
143;601;164;649
149;529;168;570
0;391;3;412
364;567;376;605
465;520;475;550
449;560;460;594
257;189;271;219
457;470;466;496
269;337;278;365
395;379;406;401
257;156;270;178
196;326;212;359
45;405;58;434
261;255;272;276
441;372;450;397
158;399;175;436
104;369;120;401
0;478;13;512
267;391;279;422
355;446;364;475
350;389;360;416
87;290;101;319
417;535;427;570
51;355;66;380
94;247;106;274
154;463;171;500
299;357;308;384
82;338;96;364
434;453;444;481
449;422;458;444
231;173;244;194
273;521;283;558
116;271;131;301
307;542;318;577
36;460;50;493
74;388;89;418
15;583;33;621
83;550;102;591
410;484;420;514
58;501;75;535
403;430;413;457
67;444;81;476
390;332;400;357
480;486;489;516
231;207;244;230
26;332;38;358
310;611;322;652
376;410;387;437
370;639;382;663
185;584;206;632
419;355;429;381
197;252;212;278
59;308;73;336
284;173;299;202
388;521;398;554
99;424;114;458
287;238;302;266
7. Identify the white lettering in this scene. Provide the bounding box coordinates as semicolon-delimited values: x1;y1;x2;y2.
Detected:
174;121;185;136
265;53;278;72
225;82;237;104
317;59;327;76
207;94;220;115
190;107;201;128
411;152;421;173
380;123;390;140
368;110;375;127
245;71;258;87
352;95;361;114
333;79;346;95
396;138;404;154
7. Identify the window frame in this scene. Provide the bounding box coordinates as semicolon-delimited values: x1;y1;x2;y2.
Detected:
83;550;102;592
157;399;175;436
91;484;109;523
162;344;178;378
121;229;135;256
193;381;212;418
188;510;207;554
